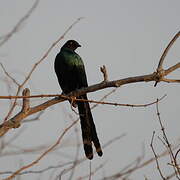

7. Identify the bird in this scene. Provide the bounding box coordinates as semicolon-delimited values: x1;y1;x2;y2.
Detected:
54;40;103;160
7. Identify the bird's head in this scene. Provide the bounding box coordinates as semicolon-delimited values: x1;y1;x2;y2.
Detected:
62;40;81;51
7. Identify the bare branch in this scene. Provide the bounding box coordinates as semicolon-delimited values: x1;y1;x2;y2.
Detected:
0;89;166;137
3;86;21;122
156;99;180;179
150;131;166;179
100;65;108;82
0;89;32;135
154;31;180;86
157;31;180;70
2;119;78;180
74;94;166;107
78;163;106;180
102;141;180;180
162;78;180;83
0;93;166;106
58;134;126;178
175;149;180;164
1;17;83;122
21;88;30;113
0;162;72;175
164;62;180;76
0;0;39;47
0;135;123;180
0;30;178;125
0;63;20;86
21;17;84;88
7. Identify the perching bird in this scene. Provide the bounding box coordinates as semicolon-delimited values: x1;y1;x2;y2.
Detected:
54;40;103;159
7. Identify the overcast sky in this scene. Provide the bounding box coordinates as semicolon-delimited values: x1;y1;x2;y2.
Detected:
0;0;180;179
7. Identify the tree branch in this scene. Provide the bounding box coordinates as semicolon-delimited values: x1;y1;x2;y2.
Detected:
100;65;108;82
0;61;179;137
2;119;78;180
0;0;40;47
154;31;180;86
0;17;83;122
157;31;180;71
164;62;180;76
150;131;166;179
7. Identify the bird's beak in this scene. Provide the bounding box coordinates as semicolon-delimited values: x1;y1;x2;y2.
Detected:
78;44;81;47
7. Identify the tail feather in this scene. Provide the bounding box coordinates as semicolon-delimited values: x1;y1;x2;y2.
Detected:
91;121;103;157
77;94;103;159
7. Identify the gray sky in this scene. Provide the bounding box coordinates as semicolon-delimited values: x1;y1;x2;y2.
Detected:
0;0;180;179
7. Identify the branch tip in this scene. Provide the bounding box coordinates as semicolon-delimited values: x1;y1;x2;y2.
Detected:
100;65;108;82
154;31;180;87
22;88;30;113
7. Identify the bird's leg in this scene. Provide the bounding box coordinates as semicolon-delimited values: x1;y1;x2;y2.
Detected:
69;96;80;115
60;92;77;107
70;96;78;108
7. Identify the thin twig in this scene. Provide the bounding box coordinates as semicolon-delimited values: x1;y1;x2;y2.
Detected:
164;62;180;76
0;93;166;107
0;0;40;47
103;141;180;179
0;135;125;179
74;94;166;108
150;131;166;179
0;162;72;175
2;120;78;180
162;78;180;83
91;88;117;109
157;31;180;70
0;90;166;137
1;17;83;122
0;63;20;86
58;134;126;178
154;31;180;86
100;65;108;82
175;149;180;164
79;163;106;180
156;100;180;179
21;17;84;88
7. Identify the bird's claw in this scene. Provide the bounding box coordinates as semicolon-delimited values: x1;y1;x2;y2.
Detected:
70;96;77;108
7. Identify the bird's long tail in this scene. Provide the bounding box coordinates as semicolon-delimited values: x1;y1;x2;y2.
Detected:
77;94;103;160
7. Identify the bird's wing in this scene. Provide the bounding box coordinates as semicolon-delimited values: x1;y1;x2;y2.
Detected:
67;53;88;89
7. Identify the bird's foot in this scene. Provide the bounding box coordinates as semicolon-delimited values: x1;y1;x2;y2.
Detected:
70;96;77;108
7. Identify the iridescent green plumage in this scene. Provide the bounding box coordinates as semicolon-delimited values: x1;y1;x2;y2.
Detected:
54;40;102;159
